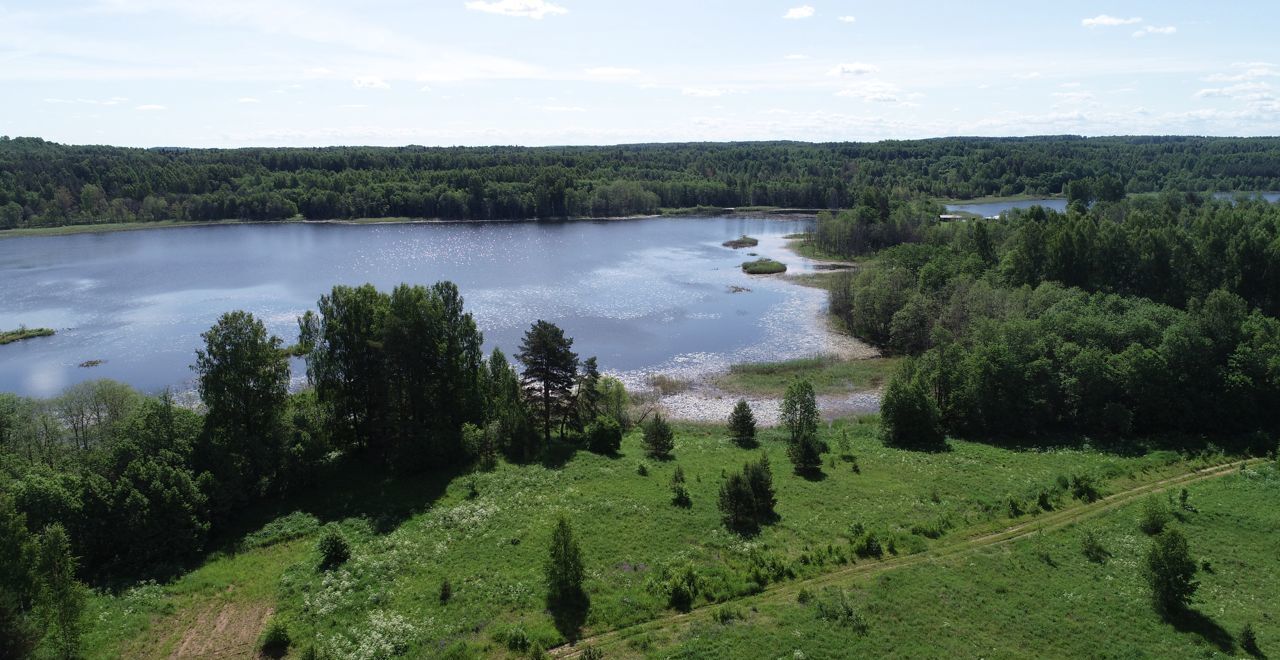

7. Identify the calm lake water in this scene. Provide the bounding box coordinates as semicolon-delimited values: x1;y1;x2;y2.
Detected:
0;217;829;398
945;198;1068;216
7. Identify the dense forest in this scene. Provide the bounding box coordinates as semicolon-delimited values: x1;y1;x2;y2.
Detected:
3;135;1280;228
821;195;1280;446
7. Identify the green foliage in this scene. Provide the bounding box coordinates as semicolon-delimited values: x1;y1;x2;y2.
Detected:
642;414;675;460
665;564;701;612
780;379;819;444
596;376;631;430
517;320;580;447
35;523;86;660
670;465;691;508
1146;528;1198;616
0;495;38;659
1138;495;1172;535
879;362;946;451
257;616;290;658
586;416;623;455
718;455;777;534
439;578;452;605
0;326;55;345
195;310;290;507
316;526;351;570
545;516;585;609
811;587;869;633
1080;529;1110;563
728;400;756;446
241;512;321;550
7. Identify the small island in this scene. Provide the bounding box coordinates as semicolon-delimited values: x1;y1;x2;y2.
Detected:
741;257;787;274
0;326;55;346
722;235;760;249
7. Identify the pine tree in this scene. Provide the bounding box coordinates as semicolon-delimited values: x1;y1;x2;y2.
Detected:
670;465;691;507
728;399;756;446
516;321;579;446
545;516;585;608
643;413;675;459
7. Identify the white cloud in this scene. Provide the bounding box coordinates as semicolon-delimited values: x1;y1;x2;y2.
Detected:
352;76;390;89
585;67;640;79
1195;82;1274;101
464;0;567;19
828;62;878;76
43;96;128;105
783;54;810;60
1206;62;1279;82
338;103;368;108
1132;25;1176;38
538;105;586;112
783;5;815;19
682;87;724;97
836;15;856;23
134;104;166;111
1082;14;1142;27
1012;71;1041;80
237;97;260;103
1053;91;1096;103
836;79;915;104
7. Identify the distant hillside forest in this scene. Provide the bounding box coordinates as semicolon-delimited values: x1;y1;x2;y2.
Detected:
2;136;1280;229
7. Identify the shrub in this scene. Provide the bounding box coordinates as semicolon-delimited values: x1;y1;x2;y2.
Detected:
316;526;350;570
258;617;290;658
670;465;691;507
1070;474;1101;502
642;414;675;459
439;578;452;604
636;462;649;477
1146;528;1198;616
787;433;824;475
728;399;757;446
853;531;883;559
580;646;604;660
797;587;813;603
812;588;868;633
1138;495;1172;535
586;416;623;454
713;605;745;624
744;454;776;518
1081;529;1109;563
717;473;757;533
666;565;700;611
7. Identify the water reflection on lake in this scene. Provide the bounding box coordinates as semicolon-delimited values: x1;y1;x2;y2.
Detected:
0;217;831;397
945;198;1068;217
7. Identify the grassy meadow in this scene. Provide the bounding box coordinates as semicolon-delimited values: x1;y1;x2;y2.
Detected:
714;357;897;397
72;415;1262;659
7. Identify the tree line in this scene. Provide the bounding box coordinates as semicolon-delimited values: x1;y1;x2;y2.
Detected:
829;197;1280;448
5;135;1280;228
0;282;625;655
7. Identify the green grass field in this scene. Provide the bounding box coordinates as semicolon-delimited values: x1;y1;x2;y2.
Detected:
0;327;55;345
72;416;1260;658
714;357;897;397
645;462;1280;658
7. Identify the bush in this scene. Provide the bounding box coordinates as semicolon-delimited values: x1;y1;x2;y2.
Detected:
580;646;604;660
1146;528;1198;616
787;433;824;475
258;617;290;658
545;516;585;609
642;414;675;459
1070;473;1101;502
1138;495;1172;535
812;588;868;633
852;530;883;558
728;400;756;446
1081;529;1110;563
713;605;745;624
316;526;350;570
717;473;757;533
741;258;787;274
439;578;452;604
586;416;623;454
666;565;700;612
670;465;691;507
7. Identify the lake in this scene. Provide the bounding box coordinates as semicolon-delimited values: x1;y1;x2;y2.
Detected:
0;217;832;398
945;198;1068;216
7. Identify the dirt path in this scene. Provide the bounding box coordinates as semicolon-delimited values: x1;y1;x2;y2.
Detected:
550;458;1260;657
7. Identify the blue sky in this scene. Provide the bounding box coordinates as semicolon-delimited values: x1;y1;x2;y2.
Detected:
1;0;1277;147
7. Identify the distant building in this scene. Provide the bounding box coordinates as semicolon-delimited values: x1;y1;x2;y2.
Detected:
938;214;967;222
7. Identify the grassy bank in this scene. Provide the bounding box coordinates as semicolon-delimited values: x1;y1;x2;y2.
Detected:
0;326;55;345
715;356;897;397
77;415;1245;658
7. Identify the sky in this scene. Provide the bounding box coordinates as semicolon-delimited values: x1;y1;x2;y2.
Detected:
1;0;1278;147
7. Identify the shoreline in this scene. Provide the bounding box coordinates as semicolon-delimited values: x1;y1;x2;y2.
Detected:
0;210;815;240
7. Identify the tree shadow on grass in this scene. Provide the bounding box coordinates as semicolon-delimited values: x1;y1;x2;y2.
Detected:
549;595;590;642
796;467;828;482
1167;607;1236;654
